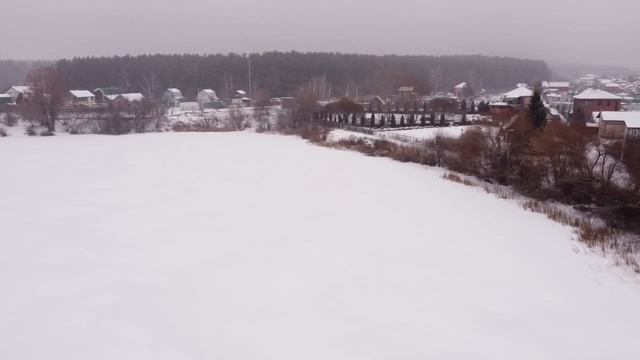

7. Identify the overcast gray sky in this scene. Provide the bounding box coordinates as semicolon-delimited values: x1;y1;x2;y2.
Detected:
4;0;639;68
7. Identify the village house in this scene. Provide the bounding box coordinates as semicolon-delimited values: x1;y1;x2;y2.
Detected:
356;95;386;112
179;102;201;112
398;86;418;103
271;97;296;109
163;88;185;107
489;85;534;120
502;85;534;107
573;88;621;119
115;93;145;103
542;81;571;94
577;74;598;88
69;90;96;106
5;86;31;104
231;89;251;106
197;89;222;109
489;101;517;120
94;87;123;103
454;82;468;98
0;94;14;105
596;111;640;144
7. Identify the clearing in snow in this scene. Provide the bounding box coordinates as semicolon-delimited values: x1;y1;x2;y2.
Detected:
1;132;639;360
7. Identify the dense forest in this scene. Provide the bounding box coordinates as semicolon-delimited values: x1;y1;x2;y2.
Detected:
55;52;549;99
1;53;549;99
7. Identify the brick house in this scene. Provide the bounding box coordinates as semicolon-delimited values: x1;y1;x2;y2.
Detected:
573;88;621;120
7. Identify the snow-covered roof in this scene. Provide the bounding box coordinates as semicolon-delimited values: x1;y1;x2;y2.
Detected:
398;86;414;92
165;88;184;98
70;90;95;98
94;87;122;96
598;111;640;128
502;86;533;99
574;88;621;100
454;82;467;89
8;85;31;94
235;90;247;96
199;89;219;99
117;93;144;102
0;94;11;99
543;81;570;88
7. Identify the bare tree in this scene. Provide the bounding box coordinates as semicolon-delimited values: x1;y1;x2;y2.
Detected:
253;88;272;132
23;67;67;133
228;106;247;130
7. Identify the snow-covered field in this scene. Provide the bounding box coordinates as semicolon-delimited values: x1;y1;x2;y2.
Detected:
1;132;640;360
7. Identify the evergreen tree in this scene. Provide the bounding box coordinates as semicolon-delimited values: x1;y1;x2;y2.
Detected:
461;113;467;125
528;89;547;129
469;100;475;113
391;114;396;127
430;112;436;126
440;113;446;126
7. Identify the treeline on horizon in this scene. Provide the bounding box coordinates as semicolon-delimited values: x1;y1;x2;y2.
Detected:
3;52;550;99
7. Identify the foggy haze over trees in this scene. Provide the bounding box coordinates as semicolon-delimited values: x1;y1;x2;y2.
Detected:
0;60;53;92
53;52;550;99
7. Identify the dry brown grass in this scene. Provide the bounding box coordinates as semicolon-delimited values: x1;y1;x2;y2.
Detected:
441;173;640;274
442;173;474;186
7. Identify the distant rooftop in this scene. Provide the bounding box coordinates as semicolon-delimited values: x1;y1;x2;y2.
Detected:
574;88;621;100
598;111;640;128
70;90;95;98
502;86;533;99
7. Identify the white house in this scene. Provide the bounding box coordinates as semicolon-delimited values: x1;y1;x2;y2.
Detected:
69;90;96;106
197;89;221;108
5;86;31;104
454;82;468;98
115;93;145;103
179;102;201;112
163;88;185;107
502;85;534;107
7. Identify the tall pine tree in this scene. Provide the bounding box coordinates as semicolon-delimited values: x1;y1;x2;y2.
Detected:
528;89;547;129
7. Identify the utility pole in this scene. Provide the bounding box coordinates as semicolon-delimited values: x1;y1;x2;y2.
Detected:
248;57;252;98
